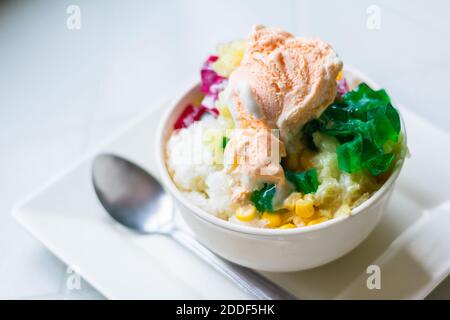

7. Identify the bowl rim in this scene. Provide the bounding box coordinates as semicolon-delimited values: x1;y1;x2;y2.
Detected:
156;66;407;236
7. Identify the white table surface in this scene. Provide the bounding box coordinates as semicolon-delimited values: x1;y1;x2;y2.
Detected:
1;0;449;299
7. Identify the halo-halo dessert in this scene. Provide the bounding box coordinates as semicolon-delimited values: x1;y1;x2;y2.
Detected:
165;26;406;230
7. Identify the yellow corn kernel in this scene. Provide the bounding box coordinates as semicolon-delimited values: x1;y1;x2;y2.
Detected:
280;210;295;224
299;215;315;226
235;205;256;222
262;212;282;228
336;70;343;81
307;217;328;226
279;223;296;229
283;192;303;211
295;199;315;218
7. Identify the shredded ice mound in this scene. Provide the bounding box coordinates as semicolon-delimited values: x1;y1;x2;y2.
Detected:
166;116;236;219
166;120;217;192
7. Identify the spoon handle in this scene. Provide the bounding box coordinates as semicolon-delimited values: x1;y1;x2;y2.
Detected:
170;228;297;300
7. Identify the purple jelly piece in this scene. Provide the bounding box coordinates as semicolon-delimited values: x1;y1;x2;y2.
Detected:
200;69;220;93
205;55;219;65
174;104;219;130
208;107;219;117
201;79;228;108
174;105;197;129
200;55;226;93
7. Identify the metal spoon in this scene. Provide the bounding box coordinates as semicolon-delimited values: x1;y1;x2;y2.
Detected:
92;154;297;300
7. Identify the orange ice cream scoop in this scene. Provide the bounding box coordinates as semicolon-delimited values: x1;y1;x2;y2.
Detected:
228;25;343;141
224;127;287;201
224;128;286;183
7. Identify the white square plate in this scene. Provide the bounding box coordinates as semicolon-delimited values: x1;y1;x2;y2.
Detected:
13;102;450;299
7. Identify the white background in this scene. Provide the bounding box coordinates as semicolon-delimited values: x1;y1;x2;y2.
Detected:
1;0;449;299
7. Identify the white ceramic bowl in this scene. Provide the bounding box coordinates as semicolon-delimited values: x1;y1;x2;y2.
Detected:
156;67;406;272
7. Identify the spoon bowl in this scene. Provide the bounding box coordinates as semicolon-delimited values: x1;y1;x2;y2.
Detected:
92;154;174;233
